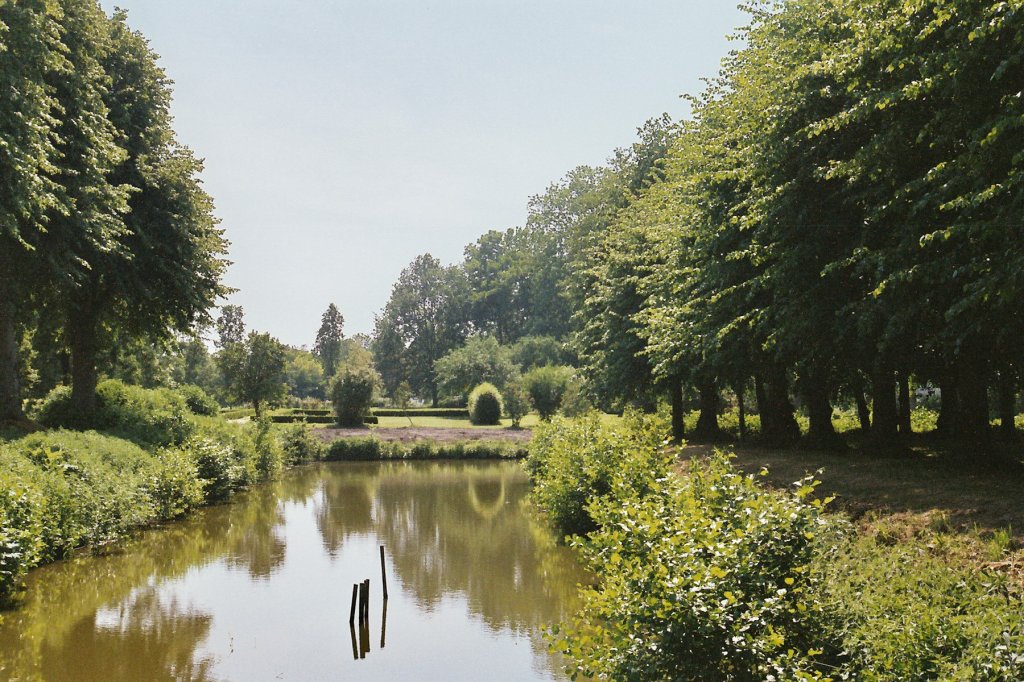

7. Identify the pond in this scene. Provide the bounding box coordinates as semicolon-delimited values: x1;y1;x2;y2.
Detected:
0;460;588;681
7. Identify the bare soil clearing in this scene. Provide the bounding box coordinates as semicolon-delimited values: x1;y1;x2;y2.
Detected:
316;426;533;444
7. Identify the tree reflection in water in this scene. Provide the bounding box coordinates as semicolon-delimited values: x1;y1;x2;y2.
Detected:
0;460;585;681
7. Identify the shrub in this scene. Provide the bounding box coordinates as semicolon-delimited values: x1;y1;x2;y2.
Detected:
526;412;672;538
177;384;219;416
523;365;574;420
0;456;46;601
817;523;1024;680
252;416;284;481
148;447;206;519
503;379;531;427
331;366;378;427
280;422;325;464
434;336;518;400
468;383;503;425
33;380;194;447
551;452;831;681
184;437;245;503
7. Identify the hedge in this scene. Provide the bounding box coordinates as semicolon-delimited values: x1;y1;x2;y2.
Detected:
371;408;469;418
269;415;377;425
325;438;524;461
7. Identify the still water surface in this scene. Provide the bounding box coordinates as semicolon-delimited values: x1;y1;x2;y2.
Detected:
0;460;587;681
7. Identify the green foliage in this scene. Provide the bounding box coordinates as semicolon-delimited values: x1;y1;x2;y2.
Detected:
468;383;503;426
559;376;593;418
283;349;324;400
523;365;574;420
330;365;378;427
177;384;219;416
313;303;345;377
279;422;325;465
817;522;1024;680
325;438;524;462
148;447;206;519
33;380;194;448
434;336;518;400
526;412;672;538
251;416;284;481
217;331;288;416
503;379;531;427
182;437;246;503
511;336;566;371
552;452;831;681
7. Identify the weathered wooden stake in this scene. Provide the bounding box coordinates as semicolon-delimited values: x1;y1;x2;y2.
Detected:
363;579;370;622
349;583;359;625
349;622;359;660
380;545;389;600
380;598;388;649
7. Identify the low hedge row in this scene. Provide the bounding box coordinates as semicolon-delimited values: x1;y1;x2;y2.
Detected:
269;415;378;425
325;438;525;461
371;408;469;418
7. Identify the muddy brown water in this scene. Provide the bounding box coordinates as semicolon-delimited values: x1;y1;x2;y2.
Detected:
0;461;587;681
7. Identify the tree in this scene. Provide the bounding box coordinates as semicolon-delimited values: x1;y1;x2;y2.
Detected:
434;336;518;402
0;0;128;422
59;10;228;414
373;254;468;405
215;305;246;349
284;349;324;400
313;303;345;377
218;331;287;417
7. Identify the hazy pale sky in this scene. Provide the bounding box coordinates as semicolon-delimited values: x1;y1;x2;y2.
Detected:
102;1;747;347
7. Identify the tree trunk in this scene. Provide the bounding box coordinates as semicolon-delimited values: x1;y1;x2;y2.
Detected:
803;371;842;450
871;365;899;443
430;383;438;408
956;354;990;445
854;384;871;432
937;374;961;437
0;296;23;422
897;373;913;435
692;380;723;441
736;382;747;442
998;371;1017;441
760;366;800;446
253;400;262;419
670;377;685;444
69;305;100;417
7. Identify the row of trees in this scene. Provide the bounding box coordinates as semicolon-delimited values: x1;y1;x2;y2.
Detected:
1;1;228;424
371;0;1022;451
580;0;1023;448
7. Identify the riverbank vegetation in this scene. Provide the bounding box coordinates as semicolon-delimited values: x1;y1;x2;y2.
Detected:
528;414;1024;680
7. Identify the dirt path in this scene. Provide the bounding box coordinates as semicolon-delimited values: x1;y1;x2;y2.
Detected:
315;426;533;444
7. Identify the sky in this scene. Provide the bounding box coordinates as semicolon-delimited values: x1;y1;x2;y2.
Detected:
101;1;748;347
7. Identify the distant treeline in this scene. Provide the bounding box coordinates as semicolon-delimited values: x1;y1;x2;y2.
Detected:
374;0;1023;450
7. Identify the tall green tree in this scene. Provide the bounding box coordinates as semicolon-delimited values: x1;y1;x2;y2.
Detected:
217;331;287;417
0;0;127;422
59;9;228;414
215;305;246;349
313;303;345;377
373;254;468;406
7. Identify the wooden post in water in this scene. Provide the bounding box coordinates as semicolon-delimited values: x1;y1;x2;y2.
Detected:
363;579;370;623
380;545;389;600
349;583;359;625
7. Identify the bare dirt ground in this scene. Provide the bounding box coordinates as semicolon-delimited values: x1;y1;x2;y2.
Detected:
315;426;534;444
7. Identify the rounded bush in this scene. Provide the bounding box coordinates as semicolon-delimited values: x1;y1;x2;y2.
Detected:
522;366;574;420
331;366;378;427
468;383;503;425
